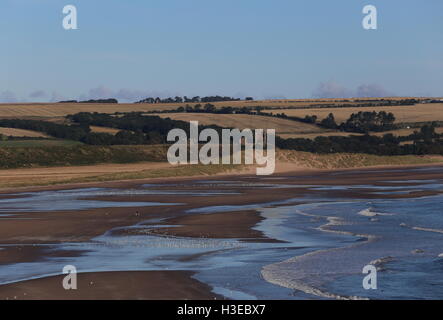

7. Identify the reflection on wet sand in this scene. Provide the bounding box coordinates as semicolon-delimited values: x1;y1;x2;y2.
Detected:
0;165;442;299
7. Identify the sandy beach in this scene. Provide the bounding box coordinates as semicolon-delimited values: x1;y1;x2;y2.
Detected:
0;164;442;299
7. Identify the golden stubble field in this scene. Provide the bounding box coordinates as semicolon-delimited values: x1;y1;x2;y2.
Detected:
89;126;121;134
0;98;428;119
156;113;327;135
264;103;443;124
0;103;176;118
278;127;443;139
0;128;49;138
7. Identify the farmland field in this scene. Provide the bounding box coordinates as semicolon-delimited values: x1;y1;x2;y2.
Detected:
89;126;121;135
0;98;430;119
156;113;327;135
280;127;443;139
263;103;443;124
372;127;443;136
0;103;177;118
0;128;49;138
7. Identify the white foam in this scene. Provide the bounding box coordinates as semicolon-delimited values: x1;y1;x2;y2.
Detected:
412;226;443;234
357;208;394;217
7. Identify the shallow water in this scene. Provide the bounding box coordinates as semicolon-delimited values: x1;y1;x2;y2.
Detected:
0;188;183;213
262;194;443;299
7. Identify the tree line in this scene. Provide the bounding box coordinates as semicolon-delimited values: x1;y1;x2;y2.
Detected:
276;124;443;155
58;99;118;104
2;112;443;156
317;111;396;133
135;96;251;104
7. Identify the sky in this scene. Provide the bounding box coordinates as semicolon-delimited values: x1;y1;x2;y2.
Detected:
1;0;442;102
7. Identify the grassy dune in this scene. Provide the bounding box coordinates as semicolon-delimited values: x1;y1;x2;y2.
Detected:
0;162;243;189
0;144;441;189
278;150;443;169
0;145;168;169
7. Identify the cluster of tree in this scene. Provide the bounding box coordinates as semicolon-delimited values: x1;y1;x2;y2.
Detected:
423;99;443;104
58;100;78;103
135;96;245;104
0;117;166;145
68;112;223;145
341;111;396;132
241;99;421;112
318;111;396;133
303;115;318;124
276;124;443;156
319;113;337;129
173;104;254;115
0;119;90;141
59;99;118;104
397;121;443;130
144;103;279;116
398;124;440;143
355;98;419;106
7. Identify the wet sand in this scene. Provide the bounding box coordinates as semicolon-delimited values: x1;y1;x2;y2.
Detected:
0;271;221;300
0;164;442;299
117;210;280;242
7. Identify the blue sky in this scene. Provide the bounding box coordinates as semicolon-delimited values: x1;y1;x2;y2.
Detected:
1;0;442;102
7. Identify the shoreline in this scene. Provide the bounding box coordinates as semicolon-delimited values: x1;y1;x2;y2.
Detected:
0;161;442;195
